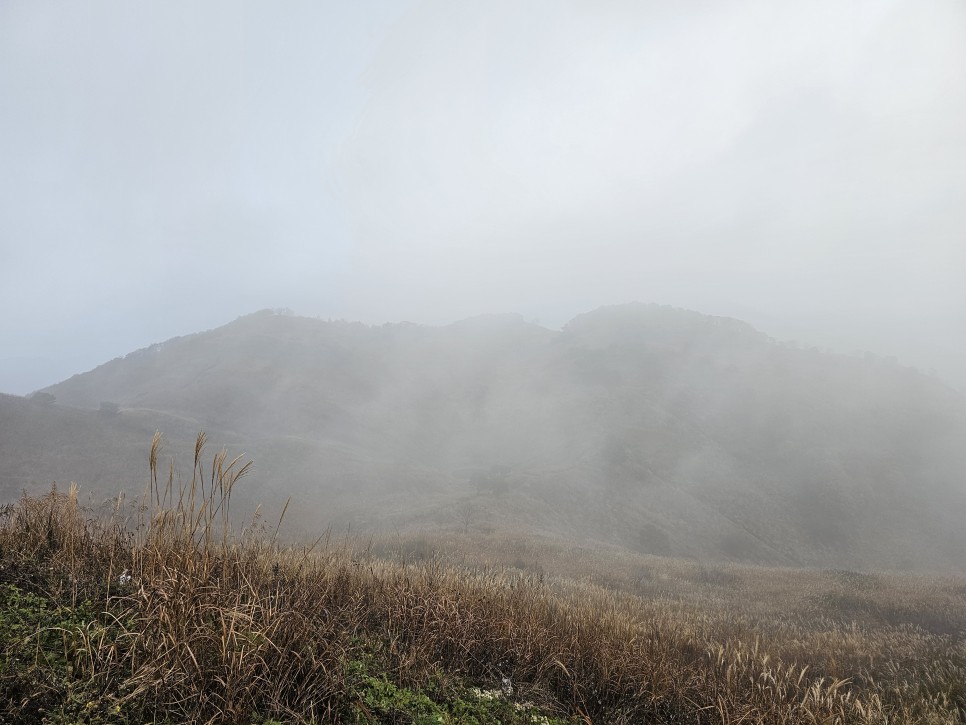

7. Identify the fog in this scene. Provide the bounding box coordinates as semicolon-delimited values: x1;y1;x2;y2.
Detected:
7;303;963;572
1;0;965;395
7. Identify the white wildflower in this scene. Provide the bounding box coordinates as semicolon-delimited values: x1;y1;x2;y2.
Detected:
470;687;499;701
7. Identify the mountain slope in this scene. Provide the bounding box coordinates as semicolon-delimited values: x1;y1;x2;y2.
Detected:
10;304;966;571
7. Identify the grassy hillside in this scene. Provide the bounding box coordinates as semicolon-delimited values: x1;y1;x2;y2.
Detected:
0;393;206;501
1;437;964;723
13;303;966;572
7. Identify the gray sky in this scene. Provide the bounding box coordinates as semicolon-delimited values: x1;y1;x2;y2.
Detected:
2;0;965;395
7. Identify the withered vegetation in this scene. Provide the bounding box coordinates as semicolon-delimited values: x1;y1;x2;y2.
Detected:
0;434;964;723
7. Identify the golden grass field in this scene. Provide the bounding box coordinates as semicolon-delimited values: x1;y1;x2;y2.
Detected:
0;434;963;723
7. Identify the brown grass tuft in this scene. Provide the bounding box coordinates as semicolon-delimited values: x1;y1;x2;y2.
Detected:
0;433;963;723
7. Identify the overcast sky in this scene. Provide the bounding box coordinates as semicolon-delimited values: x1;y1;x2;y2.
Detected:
2;0;965;395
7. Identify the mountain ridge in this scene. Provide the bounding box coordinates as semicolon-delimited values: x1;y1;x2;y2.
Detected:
3;303;963;572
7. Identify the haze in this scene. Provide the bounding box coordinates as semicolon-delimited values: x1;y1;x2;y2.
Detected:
2;0;964;395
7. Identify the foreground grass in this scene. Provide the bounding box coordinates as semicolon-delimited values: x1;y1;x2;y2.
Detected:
0;435;964;723
0;578;565;725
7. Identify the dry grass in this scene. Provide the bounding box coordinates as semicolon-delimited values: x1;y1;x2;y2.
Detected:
1;434;964;723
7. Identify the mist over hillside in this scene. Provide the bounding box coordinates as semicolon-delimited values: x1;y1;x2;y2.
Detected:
6;304;966;572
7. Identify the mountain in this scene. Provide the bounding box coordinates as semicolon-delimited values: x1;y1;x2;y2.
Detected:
0;391;220;504
4;303;965;571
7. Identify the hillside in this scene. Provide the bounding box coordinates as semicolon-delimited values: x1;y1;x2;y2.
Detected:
5;303;966;572
4;474;964;723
